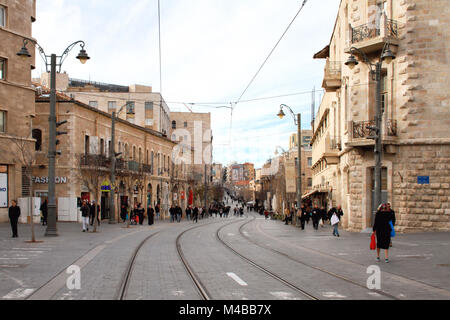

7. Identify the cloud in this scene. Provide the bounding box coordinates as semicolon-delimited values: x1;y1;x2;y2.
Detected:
32;0;340;168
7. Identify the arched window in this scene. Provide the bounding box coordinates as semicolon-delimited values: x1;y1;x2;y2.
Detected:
172;121;177;129
32;129;42;151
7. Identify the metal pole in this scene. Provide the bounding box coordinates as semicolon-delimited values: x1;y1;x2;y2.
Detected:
296;113;302;226
109;112;117;224
204;164;207;209
373;62;383;222
45;54;58;237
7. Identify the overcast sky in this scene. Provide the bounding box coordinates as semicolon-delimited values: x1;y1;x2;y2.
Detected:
32;0;341;168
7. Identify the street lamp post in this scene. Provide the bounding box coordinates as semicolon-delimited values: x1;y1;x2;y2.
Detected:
345;43;395;223
277;105;302;227
18;39;90;237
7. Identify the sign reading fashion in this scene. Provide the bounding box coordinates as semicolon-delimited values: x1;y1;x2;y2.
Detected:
33;176;68;184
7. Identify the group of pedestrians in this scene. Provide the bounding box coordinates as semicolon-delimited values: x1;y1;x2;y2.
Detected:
169;205;183;223
80;200;101;232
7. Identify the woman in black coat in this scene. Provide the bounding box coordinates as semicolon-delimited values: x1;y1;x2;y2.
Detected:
372;204;393;263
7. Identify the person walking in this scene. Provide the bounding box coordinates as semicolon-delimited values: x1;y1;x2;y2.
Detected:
81;201;90;233
320;206;327;227
176;205;182;223
306;206;311;225
120;204;127;223
311;205;321;230
147;204;155;226
299;205;307;230
169;205;176;223
331;210;340;237
284;207;291;225
193;206;199;223
186;206;192;221
137;203;145;225
40;199;48;226
8;200;21;238
373;204;393;263
387;203;396;247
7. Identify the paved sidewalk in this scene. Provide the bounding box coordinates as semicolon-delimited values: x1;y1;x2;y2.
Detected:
0;219;171;300
258;215;450;293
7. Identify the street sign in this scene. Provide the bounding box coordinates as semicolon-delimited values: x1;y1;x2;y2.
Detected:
101;180;112;192
418;176;430;185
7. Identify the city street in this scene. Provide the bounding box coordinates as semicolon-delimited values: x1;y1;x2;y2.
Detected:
1;200;449;301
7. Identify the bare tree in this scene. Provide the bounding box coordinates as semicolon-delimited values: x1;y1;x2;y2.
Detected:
11;136;37;242
76;149;108;233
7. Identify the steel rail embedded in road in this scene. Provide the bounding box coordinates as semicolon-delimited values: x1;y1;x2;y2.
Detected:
175;220;222;300
216;215;320;300
116;231;160;300
239;213;399;300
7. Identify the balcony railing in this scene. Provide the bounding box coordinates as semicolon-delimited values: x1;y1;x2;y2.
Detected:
80;154;111;168
352;120;397;139
351;19;398;44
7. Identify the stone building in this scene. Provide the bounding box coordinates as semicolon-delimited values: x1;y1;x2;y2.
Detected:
0;0;36;222
33;91;192;222
169;111;213;186
311;0;450;232
38;73;171;135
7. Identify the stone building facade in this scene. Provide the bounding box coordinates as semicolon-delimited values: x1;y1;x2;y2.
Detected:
169;112;213;185
0;0;36;222
33;92;192;222
311;0;450;232
38;73;172;135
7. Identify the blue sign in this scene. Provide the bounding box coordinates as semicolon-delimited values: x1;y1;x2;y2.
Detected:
418;176;430;185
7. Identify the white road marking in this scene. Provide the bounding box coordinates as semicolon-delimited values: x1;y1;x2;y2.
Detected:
2;288;35;299
322;292;347;298
172;290;185;296
243;231;250;236
227;273;248;286
368;292;381;297
270;292;302;300
0;258;29;260
227;233;235;236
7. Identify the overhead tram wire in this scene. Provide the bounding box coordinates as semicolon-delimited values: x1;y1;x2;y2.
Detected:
228;0;308;145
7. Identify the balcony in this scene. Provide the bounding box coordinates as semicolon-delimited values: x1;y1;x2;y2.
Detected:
345;16;399;55
322;60;341;92
348;119;397;148
80;154;110;168
128;161;140;172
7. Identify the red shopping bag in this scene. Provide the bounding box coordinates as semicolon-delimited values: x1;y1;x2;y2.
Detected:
370;234;376;251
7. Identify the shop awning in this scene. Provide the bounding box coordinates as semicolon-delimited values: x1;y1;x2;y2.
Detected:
302;189;329;199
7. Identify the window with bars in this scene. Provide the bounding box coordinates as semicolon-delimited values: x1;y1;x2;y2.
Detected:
145;102;153;111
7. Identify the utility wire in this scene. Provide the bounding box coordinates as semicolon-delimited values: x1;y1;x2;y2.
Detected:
234;0;308;108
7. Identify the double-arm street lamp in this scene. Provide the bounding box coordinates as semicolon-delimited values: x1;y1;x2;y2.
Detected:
277;104;302;226
344;43;395;222
18;39;90;237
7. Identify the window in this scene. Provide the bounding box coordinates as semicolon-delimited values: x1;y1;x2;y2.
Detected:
184;122;188;128
0;6;5;27
0;58;5;80
172;121;177;129
145;102;153;111
307;157;312;167
126;101;135;114
100;139;105;155
89;101;98;108
32;129;42;151
85;135;90;155
108;101;117;111
308;178;312;187
0;111;5;133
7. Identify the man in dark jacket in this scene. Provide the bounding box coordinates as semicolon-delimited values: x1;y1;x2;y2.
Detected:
147;205;155;226
299;205;307;230
169;205;176;223
186;206;192;221
9;200;21;238
176;205;182;223
40;199;48;226
311;205;321;230
193;206;199;223
137;203;145;225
